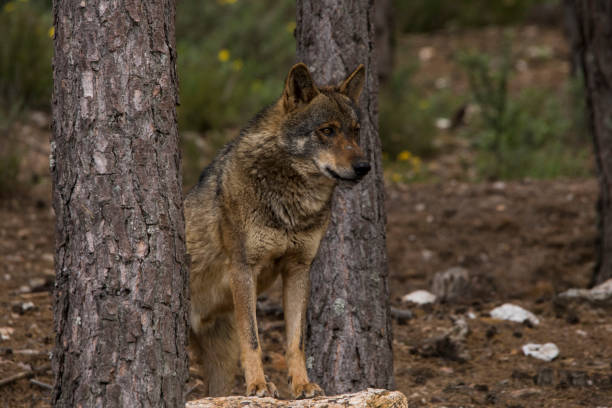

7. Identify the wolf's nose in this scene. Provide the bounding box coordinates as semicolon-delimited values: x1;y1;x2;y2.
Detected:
353;161;371;178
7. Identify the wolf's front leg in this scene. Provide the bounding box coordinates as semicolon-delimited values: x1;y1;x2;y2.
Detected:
230;264;279;398
282;262;324;399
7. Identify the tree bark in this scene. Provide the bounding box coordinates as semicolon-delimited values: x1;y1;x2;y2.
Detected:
296;0;394;394
568;1;612;285
51;1;188;406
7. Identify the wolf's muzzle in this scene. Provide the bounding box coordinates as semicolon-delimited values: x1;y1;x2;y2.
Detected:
352;161;371;179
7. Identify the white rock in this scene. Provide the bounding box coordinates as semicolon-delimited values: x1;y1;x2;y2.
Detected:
435;117;451;130
402;290;436;305
421;249;434;261
490;303;540;325
0;327;15;341
558;278;612;304
522;343;559;362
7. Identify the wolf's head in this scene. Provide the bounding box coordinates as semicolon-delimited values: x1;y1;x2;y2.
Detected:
277;63;370;182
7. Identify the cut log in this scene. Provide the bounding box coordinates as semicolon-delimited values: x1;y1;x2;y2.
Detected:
186;388;407;408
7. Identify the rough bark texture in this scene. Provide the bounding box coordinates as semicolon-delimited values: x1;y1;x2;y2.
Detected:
568;1;612;285
186;388;407;408
51;1;188;406
296;0;394;394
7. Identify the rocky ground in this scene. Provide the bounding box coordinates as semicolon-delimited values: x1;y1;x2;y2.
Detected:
1;177;611;407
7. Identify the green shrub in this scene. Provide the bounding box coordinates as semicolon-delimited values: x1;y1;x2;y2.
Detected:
0;0;52;113
176;0;295;132
458;45;592;180
379;66;459;160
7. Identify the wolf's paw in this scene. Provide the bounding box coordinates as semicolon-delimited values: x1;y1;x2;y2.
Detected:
292;382;324;399
247;379;279;398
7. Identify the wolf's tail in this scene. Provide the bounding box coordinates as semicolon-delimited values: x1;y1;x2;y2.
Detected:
190;314;239;397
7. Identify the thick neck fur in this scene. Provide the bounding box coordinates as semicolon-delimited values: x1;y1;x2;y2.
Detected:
231;104;335;232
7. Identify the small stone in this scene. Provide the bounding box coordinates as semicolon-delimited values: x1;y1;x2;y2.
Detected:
421;249;434;261
0;327;15;341
435;118;450;130
522;343;559;362
28;278;46;290
431;267;470;303
402;290;436;305
558;278;612;306
561;370;589;387
21;302;36;313
418;46;435;62
390;307;413;325
492;181;506;190
509;388;542;399
490;303;540;325
534;367;554;386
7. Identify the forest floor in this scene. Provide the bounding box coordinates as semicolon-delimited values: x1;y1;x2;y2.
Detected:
1;25;611;408
1;178;610;407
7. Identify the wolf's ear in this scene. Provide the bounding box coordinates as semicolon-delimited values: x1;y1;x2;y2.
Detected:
283;63;319;112
339;64;365;103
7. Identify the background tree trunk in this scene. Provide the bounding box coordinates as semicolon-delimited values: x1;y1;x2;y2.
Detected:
51;1;188;406
296;0;394;394
567;1;612;285
374;0;394;86
563;0;584;77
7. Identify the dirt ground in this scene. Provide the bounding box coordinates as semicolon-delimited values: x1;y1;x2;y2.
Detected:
1;24;611;408
1;177;611;407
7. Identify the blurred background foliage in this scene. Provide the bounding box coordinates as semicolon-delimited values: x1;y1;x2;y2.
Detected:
0;0;592;193
394;0;561;33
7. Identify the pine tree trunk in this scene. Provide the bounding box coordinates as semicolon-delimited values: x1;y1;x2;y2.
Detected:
569;1;612;285
296;0;394;394
51;1;188;406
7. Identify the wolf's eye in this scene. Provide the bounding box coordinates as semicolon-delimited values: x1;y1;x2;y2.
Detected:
320;127;335;136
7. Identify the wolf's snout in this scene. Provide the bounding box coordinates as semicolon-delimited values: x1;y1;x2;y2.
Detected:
353;161;371;178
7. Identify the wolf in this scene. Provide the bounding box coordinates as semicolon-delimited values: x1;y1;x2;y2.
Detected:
185;63;370;399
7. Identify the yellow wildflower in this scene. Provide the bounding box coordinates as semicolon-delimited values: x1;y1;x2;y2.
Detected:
3;2;16;13
48;26;55;38
217;0;237;4
397;150;412;162
218;49;230;63
231;59;243;72
391;173;402;183
286;21;296;34
418;99;429;110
